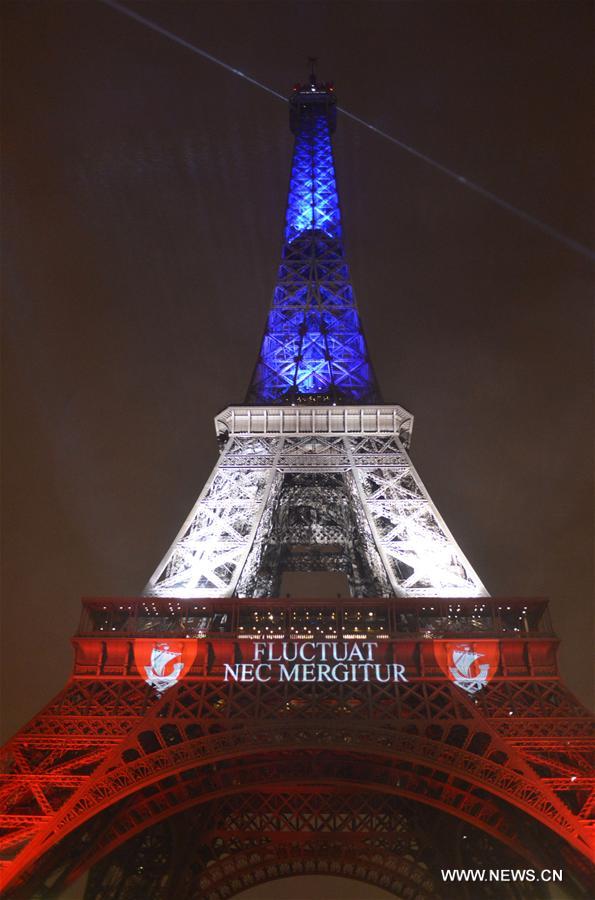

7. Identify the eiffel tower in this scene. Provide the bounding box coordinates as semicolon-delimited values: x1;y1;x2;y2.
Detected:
1;72;593;900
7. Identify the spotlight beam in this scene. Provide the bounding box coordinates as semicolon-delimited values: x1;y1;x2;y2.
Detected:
101;0;594;263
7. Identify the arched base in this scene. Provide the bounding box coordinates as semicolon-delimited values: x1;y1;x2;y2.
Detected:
78;794;570;900
21;786;591;900
2;665;593;896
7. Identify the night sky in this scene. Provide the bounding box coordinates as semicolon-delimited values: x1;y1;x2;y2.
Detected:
2;0;593;839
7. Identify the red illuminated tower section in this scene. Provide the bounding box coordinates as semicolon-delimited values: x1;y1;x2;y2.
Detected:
0;76;593;899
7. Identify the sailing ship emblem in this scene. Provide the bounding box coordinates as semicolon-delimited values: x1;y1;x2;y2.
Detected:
434;640;498;694
144;643;183;693
448;644;491;694
133;640;196;694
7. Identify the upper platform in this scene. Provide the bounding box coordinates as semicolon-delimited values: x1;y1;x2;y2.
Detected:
289;78;337;135
215;404;414;448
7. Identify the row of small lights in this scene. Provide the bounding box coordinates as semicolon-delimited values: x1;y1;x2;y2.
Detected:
97;602;534;611
93;603;535;634
238;624;386;633
344;633;389;640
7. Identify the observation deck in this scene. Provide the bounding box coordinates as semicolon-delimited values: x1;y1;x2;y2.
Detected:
80;596;552;639
73;596;559;682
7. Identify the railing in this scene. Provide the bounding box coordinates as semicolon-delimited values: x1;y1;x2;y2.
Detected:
78;597;553;641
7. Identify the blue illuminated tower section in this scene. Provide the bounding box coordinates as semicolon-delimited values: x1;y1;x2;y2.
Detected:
247;76;379;404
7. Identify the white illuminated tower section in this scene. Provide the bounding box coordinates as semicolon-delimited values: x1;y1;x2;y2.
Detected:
145;74;487;602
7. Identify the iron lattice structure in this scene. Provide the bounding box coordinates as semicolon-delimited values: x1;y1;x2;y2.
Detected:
145;413;487;600
1;76;593;898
